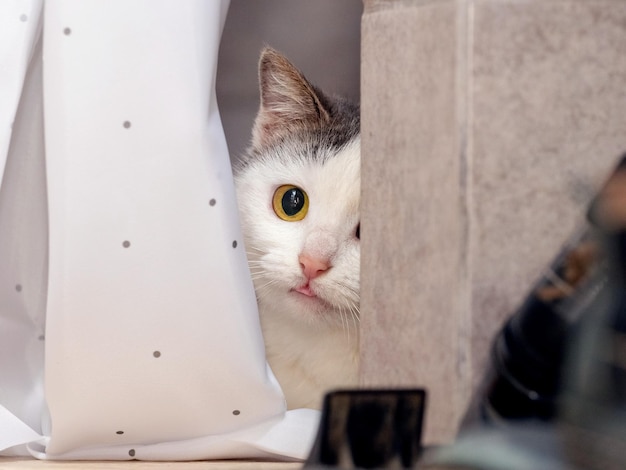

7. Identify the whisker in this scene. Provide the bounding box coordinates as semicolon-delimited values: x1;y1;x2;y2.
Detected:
254;278;280;292
244;243;265;252
349;307;359;336
252;287;274;303
247;265;266;272
339;306;349;342
245;258;266;263
247;269;267;277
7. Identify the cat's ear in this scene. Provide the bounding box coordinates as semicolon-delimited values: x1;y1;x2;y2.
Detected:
252;47;331;149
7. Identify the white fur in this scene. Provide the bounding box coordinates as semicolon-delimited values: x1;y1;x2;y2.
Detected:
235;138;360;409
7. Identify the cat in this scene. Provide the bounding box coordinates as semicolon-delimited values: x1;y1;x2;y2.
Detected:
234;47;360;410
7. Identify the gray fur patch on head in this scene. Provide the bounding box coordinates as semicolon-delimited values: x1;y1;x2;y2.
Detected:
236;47;359;173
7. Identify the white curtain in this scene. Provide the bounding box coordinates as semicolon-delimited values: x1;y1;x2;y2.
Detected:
0;0;317;460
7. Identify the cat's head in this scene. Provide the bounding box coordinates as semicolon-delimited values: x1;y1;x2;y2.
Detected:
234;47;360;330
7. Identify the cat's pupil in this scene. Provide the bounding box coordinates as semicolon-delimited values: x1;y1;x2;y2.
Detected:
282;188;305;216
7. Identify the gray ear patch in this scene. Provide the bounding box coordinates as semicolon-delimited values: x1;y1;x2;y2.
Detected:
251;47;331;150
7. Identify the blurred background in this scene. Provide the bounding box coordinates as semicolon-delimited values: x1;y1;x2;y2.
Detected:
216;0;362;164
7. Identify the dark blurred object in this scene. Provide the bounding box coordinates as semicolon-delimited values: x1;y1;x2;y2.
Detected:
425;156;626;469
304;389;426;469
586;155;626;231
471;226;606;423
559;158;626;469
464;154;626;426
483;228;603;422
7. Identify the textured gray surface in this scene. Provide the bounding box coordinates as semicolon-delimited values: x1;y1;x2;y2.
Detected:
361;0;626;444
360;1;463;445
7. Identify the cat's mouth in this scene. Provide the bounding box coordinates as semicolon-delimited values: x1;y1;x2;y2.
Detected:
293;284;316;298
291;283;336;310
290;283;345;315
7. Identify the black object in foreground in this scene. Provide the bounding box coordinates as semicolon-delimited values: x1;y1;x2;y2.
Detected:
304;389;427;469
464;154;626;426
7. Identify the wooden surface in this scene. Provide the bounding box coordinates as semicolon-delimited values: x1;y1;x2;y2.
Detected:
0;458;301;470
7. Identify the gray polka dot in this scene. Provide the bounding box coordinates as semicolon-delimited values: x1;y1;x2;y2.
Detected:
15;284;22;292
153;351;161;358
128;449;135;457
232;240;238;249
123;121;131;129
38;335;45;341
232;410;241;416
63;27;71;35
116;431;124;435
122;241;131;248
20;14;28;22
209;198;216;207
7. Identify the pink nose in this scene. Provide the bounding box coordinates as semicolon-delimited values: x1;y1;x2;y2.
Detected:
299;254;330;280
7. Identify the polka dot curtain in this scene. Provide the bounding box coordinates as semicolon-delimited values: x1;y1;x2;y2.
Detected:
0;0;318;461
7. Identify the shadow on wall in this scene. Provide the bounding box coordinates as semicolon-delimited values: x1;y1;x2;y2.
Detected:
216;0;362;164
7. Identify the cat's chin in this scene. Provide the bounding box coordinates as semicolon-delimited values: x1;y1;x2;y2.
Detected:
285;288;341;321
258;286;357;332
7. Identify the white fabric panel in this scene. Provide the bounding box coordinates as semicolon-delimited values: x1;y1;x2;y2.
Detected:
0;0;47;457
0;0;43;184
0;0;318;461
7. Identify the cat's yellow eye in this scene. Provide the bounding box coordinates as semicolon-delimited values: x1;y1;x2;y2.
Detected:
273;185;309;221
